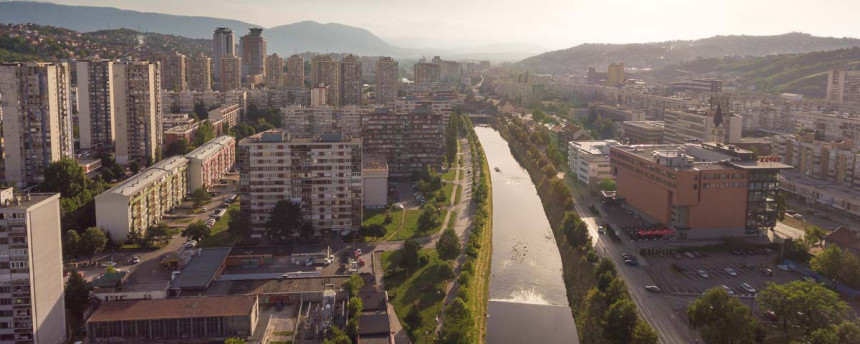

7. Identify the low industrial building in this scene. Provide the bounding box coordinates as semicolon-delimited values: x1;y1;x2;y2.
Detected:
362;155;389;208
95;156;188;242
618;121;664;144
185;136;236;192
170;248;231;294
86;295;259;343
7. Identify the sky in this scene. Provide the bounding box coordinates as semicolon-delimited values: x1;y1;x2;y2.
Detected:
42;0;860;51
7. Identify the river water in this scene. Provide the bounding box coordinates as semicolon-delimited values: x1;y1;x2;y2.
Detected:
476;126;579;343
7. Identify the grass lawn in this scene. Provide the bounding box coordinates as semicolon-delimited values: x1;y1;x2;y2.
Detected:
363;209;404;241
382;250;447;344
388;209;424;241
454;184;463;205
199;203;240;248
440;182;455;203
174;218;193;224
441;168;457;182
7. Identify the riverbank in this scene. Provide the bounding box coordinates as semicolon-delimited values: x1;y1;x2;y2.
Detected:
465;119;493;343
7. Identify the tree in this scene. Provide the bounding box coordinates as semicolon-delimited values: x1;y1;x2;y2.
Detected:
226;207;249;237
404;305;422;329
436;227;461;260
182;221;211;242
322;327;351;344
146;222;172;245
400;239;421;273
687;287;758;344
417;204;441;232
776;193;787;220
532;109;546;122
598;178;617;192
193;120;216;147
128;161;141;174
836;320;860;343
806;225;827;247
810;327;839;344
40;157;87;197
64;270;91;327
62;230;80;260
343;274;364;297
347;296;363;318
193;101;209;120
438;298;474;344
435;261;455;280
759;281;851;337
165;138;190;156
78;227;107;260
812;245;843;281
191;187;210;208
631;319;658;344
223;338;246;344
265;200;306;243
603;299;639;344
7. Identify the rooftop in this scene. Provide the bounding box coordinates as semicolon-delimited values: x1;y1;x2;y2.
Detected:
185;135;235;161
171;248;231;290
825;228;860;252
88;295;256;322
91;271;128;288
0;192;59;211
358;313;392;335
622;121;665;130
363;155;388;171
99;156;189;198
240;129;361;145
209;276;348;296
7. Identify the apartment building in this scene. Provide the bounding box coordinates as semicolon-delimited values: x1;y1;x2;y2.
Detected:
240;28;266;81
438;60;461;85
568;140;619;186
607;63;624;86
826;70;860;104
163;119;224;147
186;136;236;192
112;61;162;164
338;54;362;106
265;54;285;89
286;54;304;88
162;90;247;116
237;130;362;239
246;88;310;109
0;190;66;344
413;62;440;86
162;113;195;131
77;59;115;150
771;133;859;189
188;53;212;92
311;85;329;106
394;95;456;125
619;121;665;144
0;63;74;188
669;79;722;94
779;171;860;218
591;103;646;122
95;156;188;242
280;105;369;138
208;104;241;129
663;108;742;145
794;111;860;145
610;142;791;239
160;52;186;92
213;28;235;82
362;107;444;178
311;55;338;106
375;57;398;105
219;56;242;92
362;156;389;209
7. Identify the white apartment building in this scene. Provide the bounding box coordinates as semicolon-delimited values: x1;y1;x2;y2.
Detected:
0;63;74;188
208;103;241;129
375;57;398;105
826;70;860;104
0;190;66;344
185;136;236;192
238;130;362;240
112;61;162;164
280;105;370;138
77;59;116;150
568;140;619;185
794;111;860;147
95;157;188;242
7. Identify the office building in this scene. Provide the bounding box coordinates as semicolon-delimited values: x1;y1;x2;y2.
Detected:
568;140;619;186
87;295;258;343
663;108;742;145
0;190;66;344
185;135;235;192
669;79;722;94
188;53;212;92
160;52;186;92
77;59;116;151
286;54;304;88
95;156;188;242
619;121;665;144
338;54;362;106
607;63;624;86
208;103;241;129
112;61;162;164
240;28;266;80
311;55;338;106
265;53;284;89
0;62;74;187
610;142;791;239
362;107;444;178
213;28;235;82
826;70;860;104
237;130;362;239
280;105;369;138
414;62;440;86
375;57;398;105
362;156;389;209
591;103;646;122
219;56;242;92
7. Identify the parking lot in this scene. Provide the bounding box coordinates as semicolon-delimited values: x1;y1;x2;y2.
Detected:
641;251;799;296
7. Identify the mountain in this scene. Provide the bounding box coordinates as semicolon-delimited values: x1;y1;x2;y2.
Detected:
517;33;860;74
265;21;403;56
650;47;860;98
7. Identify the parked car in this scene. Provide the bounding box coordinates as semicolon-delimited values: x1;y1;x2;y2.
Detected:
684;252;696;259
697;269;709;279
740;283;756;294
645;285;662;293
597;226;605;234
131;256;140;264
761;268;773;276
720;285;734;295
777;265;790;272
671;252;682;260
724;268;737;277
184;241;197;249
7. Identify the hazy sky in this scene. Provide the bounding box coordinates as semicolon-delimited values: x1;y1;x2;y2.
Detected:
44;0;860;50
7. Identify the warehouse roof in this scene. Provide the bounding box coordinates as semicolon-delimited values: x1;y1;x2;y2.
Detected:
88;295;255;322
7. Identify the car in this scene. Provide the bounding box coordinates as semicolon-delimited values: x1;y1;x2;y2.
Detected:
740;283;756;294
720;285;734;295
597;226;605;234
623;259;637;266
724;267;737;276
803;276;816;282
697;269;709;279
645;285;662;293
671;252;682;260
201;207;208;212
732;250;743;256
684;252;696;259
103;260;116;267
131;256;140;264
777;264;790;271
761;268;773;276
184;241;197;249
793;214;805;220
785;210;797;216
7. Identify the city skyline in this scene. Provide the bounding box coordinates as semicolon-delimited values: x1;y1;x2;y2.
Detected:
35;0;860;51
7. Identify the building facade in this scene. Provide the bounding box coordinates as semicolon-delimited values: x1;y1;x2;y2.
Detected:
77;59;115;151
826;70;860;104
0;191;66;344
240;28;266;81
160;52;186;92
413;62;440;86
375;57;398;105
311;55;338;106
663;108;742;145
568;140;618;186
213;28;235;82
619;121;664;144
280;105;369;138
0;63;74;187
362;156;388;209
265;54;284;89
95;156;188;242
238;130;362;239
607;63;624;86
112;61;162;164
361;107;444;178
219;57;242;92
286;54;304;89
208;104;241;130
337;54;362;106
188;53;212;92
185;136;236;192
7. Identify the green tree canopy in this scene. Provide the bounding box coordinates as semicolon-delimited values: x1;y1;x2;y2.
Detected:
182;220;211;242
417;203;442;232
165;138;191;157
193;120;217;147
598;178;617;192
400;239;421;273
265;200;306;243
436;227;461;260
603;299;639;344
687;287;759;344
343;274;364;297
64;269;91;327
631;319;658;344
811;245;843;281
191;187;210;207
759;280;851;338
62;230;80;260
79;227;107;259
40;157;88;197
226;207;249;237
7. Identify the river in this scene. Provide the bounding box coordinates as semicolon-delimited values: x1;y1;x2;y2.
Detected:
476;126;579;343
